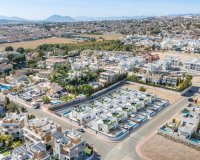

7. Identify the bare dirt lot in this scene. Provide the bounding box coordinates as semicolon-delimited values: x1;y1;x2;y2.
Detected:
152;51;200;62
123;83;181;104
192;76;200;84
141;134;200;160
80;34;123;40
0;37;78;50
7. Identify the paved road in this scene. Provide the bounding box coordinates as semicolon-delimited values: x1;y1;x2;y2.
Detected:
104;93;190;160
2;86;199;160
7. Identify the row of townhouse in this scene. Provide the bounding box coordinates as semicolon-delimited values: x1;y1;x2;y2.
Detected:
71;88;157;134
144;55;182;73
1;113;86;160
136;73;178;87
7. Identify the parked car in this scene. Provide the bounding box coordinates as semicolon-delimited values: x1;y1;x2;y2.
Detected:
188;98;194;102
32;103;40;109
77;128;85;133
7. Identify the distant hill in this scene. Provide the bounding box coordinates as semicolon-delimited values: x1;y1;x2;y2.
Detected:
0;19;27;24
0;13;199;24
45;15;75;23
0;15;28;21
74;16;148;21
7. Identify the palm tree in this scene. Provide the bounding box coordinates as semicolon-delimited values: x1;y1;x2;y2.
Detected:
25;81;29;91
182;73;186;81
1;73;7;83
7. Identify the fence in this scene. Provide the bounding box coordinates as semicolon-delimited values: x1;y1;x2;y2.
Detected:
49;80;126;112
158;129;200;150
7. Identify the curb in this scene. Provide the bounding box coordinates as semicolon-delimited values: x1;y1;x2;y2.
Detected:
135;132;156;160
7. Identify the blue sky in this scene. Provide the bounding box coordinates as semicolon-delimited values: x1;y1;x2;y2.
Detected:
0;0;199;19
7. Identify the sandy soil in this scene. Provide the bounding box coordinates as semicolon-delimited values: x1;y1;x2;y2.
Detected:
192;76;200;84
152;51;200;62
80;34;123;40
123;83;181;104
141;134;200;160
0;37;78;50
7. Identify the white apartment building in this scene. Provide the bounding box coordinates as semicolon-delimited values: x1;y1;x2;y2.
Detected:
23;118;62;145
51;130;86;160
178;107;200;139
1;113;27;139
184;58;200;71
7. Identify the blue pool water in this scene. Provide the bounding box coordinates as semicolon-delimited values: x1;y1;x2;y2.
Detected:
115;131;124;137
160;127;173;134
0;85;10;91
127;122;134;127
137;118;144;122
62;111;71;116
190;138;200;144
51;100;62;105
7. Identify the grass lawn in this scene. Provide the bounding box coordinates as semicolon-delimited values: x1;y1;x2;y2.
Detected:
2;150;10;156
0;147;12;156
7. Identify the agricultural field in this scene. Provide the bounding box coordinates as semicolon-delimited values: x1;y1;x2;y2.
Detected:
80;34;123;40
0;37;78;50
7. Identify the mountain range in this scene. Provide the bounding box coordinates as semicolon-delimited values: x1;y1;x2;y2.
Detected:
0;14;199;24
0;15;28;21
0;14;151;23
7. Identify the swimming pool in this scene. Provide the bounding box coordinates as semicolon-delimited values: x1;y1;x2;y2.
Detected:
0;85;10;91
127;121;134;127
160;126;173;134
190;138;200;145
62;111;71;117
51;100;63;105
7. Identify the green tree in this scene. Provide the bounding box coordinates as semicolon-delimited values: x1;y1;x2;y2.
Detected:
12;141;22;148
1;73;7;83
16;47;25;54
127;74;139;82
5;46;14;52
65;85;76;94
27;59;37;70
0;134;12;147
6;103;18;112
25;81;29;91
78;84;95;97
4;96;10;106
21;107;27;113
139;86;146;92
7;53;15;63
42;96;50;104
